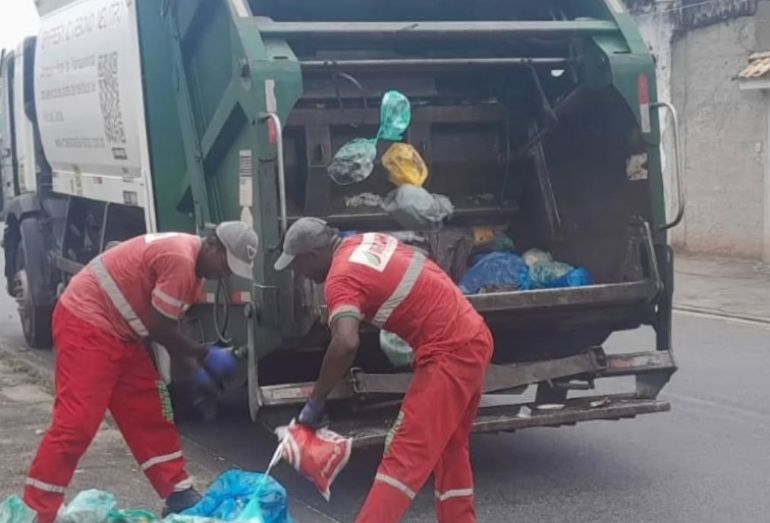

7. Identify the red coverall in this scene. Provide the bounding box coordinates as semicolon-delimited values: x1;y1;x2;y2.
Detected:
324;232;493;523
24;233;204;523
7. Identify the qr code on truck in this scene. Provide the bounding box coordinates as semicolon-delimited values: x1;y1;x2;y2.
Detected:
97;52;126;145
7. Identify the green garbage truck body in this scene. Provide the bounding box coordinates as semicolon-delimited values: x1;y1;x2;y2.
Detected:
0;0;678;442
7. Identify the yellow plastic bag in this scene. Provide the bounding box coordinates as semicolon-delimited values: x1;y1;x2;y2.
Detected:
382;143;429;187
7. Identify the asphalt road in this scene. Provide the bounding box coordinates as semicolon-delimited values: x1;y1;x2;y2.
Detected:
1;270;769;522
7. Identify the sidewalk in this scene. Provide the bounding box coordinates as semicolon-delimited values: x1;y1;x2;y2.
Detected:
0;351;332;522
673;252;770;322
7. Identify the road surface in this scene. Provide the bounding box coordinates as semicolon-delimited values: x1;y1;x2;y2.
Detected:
0;262;768;521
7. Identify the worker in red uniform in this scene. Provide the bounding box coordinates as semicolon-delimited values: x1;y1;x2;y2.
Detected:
23;222;259;522
274;218;493;523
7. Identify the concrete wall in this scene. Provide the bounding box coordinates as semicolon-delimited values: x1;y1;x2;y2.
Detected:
632;2;770;259
672;17;766;257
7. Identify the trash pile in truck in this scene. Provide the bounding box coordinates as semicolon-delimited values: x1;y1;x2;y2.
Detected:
328;90;594;296
328;90;595;368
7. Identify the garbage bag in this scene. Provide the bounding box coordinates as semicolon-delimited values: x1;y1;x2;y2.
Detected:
274;423;352;501
181;470;291;523
382;185;453;230
328;138;377;185
522;249;593;289
528;260;574;288
0;496;36;523
521;248;553;266
379;330;414;369
107;509;158;523
59;490;117;523
377;91;411;141
459;252;531;294
472;226;515;253
551;267;593;288
382;143;428;187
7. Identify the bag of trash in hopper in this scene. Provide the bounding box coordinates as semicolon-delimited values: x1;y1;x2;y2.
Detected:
382;143;428;187
379;330;414;369
459;252;531;294
274;422;352;501
522;249;593;289
382;184;453;230
180;470;291;523
328;138;377;186
377;90;411;141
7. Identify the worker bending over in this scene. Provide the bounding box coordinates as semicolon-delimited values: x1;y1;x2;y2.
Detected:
274;218;493;523
24;222;258;522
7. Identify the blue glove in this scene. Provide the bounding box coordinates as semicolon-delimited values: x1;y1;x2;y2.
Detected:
192;367;214;387
298;398;325;428
204;346;238;379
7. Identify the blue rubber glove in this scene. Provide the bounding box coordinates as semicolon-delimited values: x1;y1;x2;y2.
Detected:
204;346;238;379
297;398;325;428
192;367;214;387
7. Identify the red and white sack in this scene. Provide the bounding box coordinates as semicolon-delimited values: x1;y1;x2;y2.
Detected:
274;421;352;501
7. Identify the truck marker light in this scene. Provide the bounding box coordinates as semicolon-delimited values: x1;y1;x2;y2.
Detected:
638;73;651;134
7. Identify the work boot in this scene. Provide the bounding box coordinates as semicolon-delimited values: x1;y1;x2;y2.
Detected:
162;487;202;517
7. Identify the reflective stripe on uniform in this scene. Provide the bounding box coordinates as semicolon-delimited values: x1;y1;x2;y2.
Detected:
153;288;188;310
140;450;183;471
25;477;66;494
91;257;149;338
371;253;425;327
328;304;364;326
374;473;416;500
435;488;474;502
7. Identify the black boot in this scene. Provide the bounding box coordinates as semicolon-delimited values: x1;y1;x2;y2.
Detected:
162;487;202;517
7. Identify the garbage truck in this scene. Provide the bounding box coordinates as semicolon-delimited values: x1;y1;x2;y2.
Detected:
0;0;681;444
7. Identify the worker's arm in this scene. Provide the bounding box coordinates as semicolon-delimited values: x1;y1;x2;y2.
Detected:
311;316;361;402
148;309;208;364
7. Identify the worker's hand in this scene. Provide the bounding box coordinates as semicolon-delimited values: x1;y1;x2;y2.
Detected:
190;368;220;422
192;367;215;388
297;398;326;429
203;346;238;380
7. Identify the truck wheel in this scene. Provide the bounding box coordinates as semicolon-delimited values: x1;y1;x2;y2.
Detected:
13;243;53;349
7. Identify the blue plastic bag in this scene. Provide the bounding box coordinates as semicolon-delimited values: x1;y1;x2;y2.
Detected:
550;267;593;288
181;470;292;523
459;252;531;294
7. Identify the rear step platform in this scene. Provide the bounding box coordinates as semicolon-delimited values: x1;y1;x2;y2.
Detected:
262;395;671;448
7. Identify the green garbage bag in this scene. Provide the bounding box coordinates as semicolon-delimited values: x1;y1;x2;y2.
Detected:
59;490;117;523
328;138;377;185
0;496;36;523
379;330;414;369
377;90;411;141
108;509;158;523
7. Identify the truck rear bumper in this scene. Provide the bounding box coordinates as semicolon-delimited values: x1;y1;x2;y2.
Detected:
258;350;676;447
344;395;671;448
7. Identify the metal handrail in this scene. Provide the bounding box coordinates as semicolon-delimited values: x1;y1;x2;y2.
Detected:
652;102;685;230
260;112;288;235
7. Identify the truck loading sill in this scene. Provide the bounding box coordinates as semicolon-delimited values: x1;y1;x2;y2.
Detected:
330;395;671;448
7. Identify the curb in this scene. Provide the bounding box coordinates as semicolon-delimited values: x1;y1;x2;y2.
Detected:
673;305;770;326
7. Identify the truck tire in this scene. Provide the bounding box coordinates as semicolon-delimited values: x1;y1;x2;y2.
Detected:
12;219;53;349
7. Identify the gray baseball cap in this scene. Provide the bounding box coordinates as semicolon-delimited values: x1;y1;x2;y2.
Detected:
215;221;259;280
274;217;337;271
